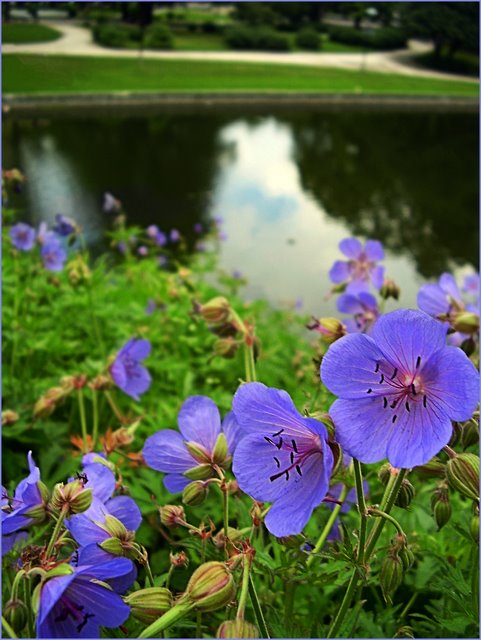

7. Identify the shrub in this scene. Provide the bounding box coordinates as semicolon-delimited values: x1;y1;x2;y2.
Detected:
295;27;321;50
93;23;141;48
144;24;174;50
202;21;223;35
225;26;290;52
326;25;407;50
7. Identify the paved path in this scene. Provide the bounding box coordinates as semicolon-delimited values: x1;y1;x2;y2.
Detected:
4;22;478;84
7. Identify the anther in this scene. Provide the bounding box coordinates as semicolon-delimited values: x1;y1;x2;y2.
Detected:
295;465;302;477
423;395;427;408
383;397;388;408
367;388;373;394
264;436;275;446
390;368;398;380
411;383;417;396
290;452;295;464
275;438;283;450
390;399;398;409
392;415;397;423
291;439;298;453
416;356;421;368
405;401;410;412
375;362;380;373
272;428;284;437
273;456;280;468
379;374;384;384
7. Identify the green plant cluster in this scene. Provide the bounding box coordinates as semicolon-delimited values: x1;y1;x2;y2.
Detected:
326;25;407;51
92;21;174;50
224;25;291;52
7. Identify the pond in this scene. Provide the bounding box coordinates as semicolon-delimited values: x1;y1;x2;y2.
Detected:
3;105;478;317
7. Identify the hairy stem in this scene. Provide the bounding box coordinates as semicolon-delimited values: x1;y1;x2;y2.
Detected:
45;505;69;558
77;389;89;454
353;459;367;564
237;555;252;619
248;576;270;639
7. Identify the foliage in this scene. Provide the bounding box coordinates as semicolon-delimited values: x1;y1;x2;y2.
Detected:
326;24;407;50
144;23;174;51
92;22;142;48
224;26;291;52
295;27;321;51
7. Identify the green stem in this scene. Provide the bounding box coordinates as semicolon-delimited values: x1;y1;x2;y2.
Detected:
353;459;367;565
284;580;297;630
139;601;194;638
248;576;270;639
77;389;89;454
92;390;99;447
105;391;124;423
306;485;349;568
23;576;34;639
237;555;252;619
398;592;417;622
165;564;175;590
144;558;155;588
2;616;18;639
45;506;69;558
223;486;230;560
368;508;406;538
326;571;359;639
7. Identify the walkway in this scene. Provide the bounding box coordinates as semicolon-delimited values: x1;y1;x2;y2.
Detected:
3;22;478;84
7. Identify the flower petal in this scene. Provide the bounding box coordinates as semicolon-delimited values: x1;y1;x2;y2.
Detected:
177;396;221;452
83;462;115;503
321;334;386;399
66;498;109;546
106;495;142;531
222;411;244;454
370;265;385;290
364;240;384;261
370;309;447;374
339;238;362;259
126;339;151;361
422;346;479;421
329;260;350;284
37;574;77;626
66;575;131;626
417;284;450;317
163;474;190;493
439;273;462;302
143;430;196;473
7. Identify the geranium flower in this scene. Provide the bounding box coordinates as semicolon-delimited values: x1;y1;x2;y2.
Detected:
146;225;167;247
10;223;36;251
329;237;385;292
41;235;67;272
321;309;479;468
170;229;181;243
337;290;380;334
462;273;479;302
53;214;77;237
103;192;121;213
37;553;134;638
232;383;334;537
143;397;241;493
110;339;152;401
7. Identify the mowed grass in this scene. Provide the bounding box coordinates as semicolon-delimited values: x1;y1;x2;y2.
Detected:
3;54;478;96
2;23;62;44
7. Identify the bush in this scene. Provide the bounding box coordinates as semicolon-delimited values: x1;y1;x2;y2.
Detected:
225;26;290;52
93;23;141;48
295;27;321;51
202;21;223;35
327;25;407;50
144;24;174;50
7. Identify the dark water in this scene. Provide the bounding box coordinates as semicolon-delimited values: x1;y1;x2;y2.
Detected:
3;106;479;316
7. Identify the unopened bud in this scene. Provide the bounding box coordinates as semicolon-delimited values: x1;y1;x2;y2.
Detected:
412;457;446;478
307;317;346;344
170;551;189;568
4;599;27;634
199;297;232;325
394;626;415;639
398;545;415;572
184;464;213;481
66;254;92;286
448;421;462;448
250;502;263;527
431;484;451;530
89;374;113;391
380;553;403;604
99;538;124;556
160;505;186;528
378;463;393;486
380;278;401;301
461;417;479;450
446;453;479;501
182;561;235;612
394;479;415;509
50;480;93;516
124;588;172;625
452;311;480;335
184;442;212;465
217;619;259;638
212;433;229;465
182;481;209;506
213;337;239;359
213;527;242;549
2;410;19;426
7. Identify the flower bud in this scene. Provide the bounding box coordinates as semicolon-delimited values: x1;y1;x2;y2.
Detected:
50;480;93;516
199;297;232;325
182;562;235;612
394;479;415;509
160;505;186;528
446;453;479;501
213;527;243;549
183;481;209;506
4;599;27;634
380;553;403;604
452;311;480;335
212;433;229;465
394;626;415;639
398;546;415;572
412;457;446;478
470;514;479;544
380;278;401;301
184;464;214;481
99;538;125;556
2;410;19;426
184;442;212;465
89;374;113;391
378;463;392;486
124;587;172;625
431;484;451;530
67;254;92;286
217;619;259;638
461;417;479;450
307;317;347;344
213;337;239;359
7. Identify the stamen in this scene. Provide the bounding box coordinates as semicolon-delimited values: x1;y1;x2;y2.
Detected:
390;368;398;380
383;397;388;408
77;614;94;633
375;362;380;373
411;383;417;396
405;401;410;412
284;470;289;481
390;399;398;409
367;388;373;394
264;436;275;446
272;428;284;437
275;438;283;450
290;452;295;464
416;356;421;368
291;439;298;453
392;415;397;423
423;395;427;408
379;374;384;384
273;456;280;468
296;465;302;477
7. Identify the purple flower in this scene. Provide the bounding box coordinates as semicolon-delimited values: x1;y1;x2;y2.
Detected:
170;229;181;243
41;235;67;272
103;192;121;213
232;383;334;537
329;238;385;292
10;223;36;251
321;309;479;468
2;452;45;555
147;225;167;247
463;273;479;302
117;241;127;255
137;245;148;256
110;339;152;401
145;299;157;315
194;223;203;234
337;291;380;334
143;397;241;494
53;214;77;237
66;454;142;548
218;231;228;242
232;270;243;280
37;554;134;638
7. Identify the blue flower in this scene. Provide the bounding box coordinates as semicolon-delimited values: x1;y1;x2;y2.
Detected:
232;383;334;537
329;237;385;293
10;223;36;251
143;397;241;493
53;214;77;237
146;225;167;247
110;339;152;401
337;291;380;334
170;229;181;243
41;235;67;272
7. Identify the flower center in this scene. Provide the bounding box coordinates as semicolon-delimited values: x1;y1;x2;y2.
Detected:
55;594;94;633
263;428;322;483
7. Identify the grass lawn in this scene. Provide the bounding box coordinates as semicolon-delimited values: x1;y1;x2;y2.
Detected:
2;22;62;44
3;54;478;96
172;32;228;52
